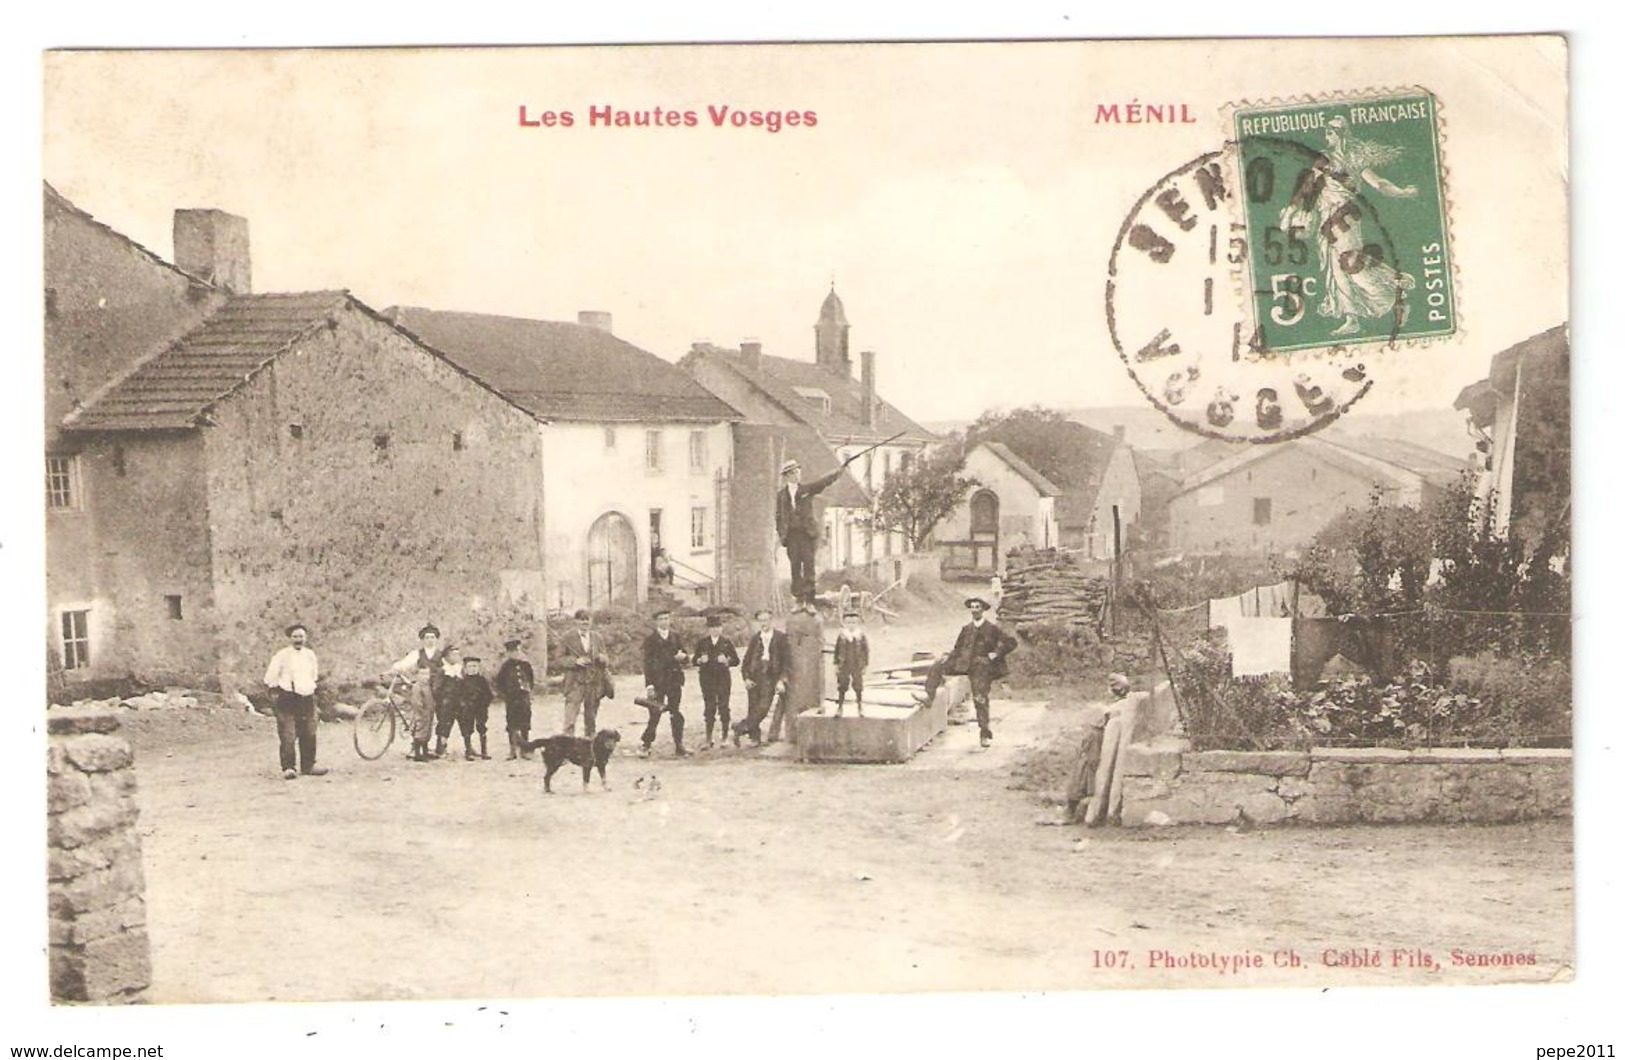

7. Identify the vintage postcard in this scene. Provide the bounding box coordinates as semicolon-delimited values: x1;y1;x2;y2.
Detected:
33;34;1576;1028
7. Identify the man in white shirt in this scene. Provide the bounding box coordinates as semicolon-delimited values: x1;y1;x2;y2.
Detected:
263;623;328;779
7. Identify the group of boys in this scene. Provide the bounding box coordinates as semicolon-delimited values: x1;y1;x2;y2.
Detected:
261;594;1019;776
390;624;537;763
634;605;873;755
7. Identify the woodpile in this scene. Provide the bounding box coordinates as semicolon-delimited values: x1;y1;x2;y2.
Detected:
999;551;1111;630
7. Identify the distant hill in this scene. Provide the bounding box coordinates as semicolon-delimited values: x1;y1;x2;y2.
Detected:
931;405;1476;461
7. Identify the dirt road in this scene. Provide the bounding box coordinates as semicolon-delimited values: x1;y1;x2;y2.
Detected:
120;619;1572;1003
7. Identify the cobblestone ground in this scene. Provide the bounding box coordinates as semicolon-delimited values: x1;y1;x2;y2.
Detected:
121;647;1572;1003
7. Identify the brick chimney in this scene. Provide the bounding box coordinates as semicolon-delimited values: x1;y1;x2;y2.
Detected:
578;310;613;334
741;339;763;373
173;209;251;294
861;350;878;429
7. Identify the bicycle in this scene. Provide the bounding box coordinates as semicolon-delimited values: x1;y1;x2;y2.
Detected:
353;673;417;760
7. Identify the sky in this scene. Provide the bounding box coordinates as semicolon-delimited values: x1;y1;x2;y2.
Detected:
42;38;1567;426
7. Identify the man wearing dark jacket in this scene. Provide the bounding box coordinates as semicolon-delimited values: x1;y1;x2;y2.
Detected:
640;609;690;757
731;609;789;747
919;596;1018;748
692;614;740;749
775;457;848;606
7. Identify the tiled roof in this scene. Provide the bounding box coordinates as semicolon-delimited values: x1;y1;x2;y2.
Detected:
389;308;741;424
64;292;350;431
1319;431;1471;488
976;441;1061;497
695;346;934;445
1173;434;1468;496
1454;324;1569;427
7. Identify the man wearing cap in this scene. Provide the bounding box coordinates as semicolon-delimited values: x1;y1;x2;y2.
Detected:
775;456;851;606
561;609;610;739
692;613;740;749
494;638;536;760
919;597;1018;748
640;609;690;756
263;623;328;779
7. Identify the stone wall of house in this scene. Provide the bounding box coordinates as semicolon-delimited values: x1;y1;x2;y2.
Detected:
1118;743;1571;826
47;709;150;1003
202;301;550;693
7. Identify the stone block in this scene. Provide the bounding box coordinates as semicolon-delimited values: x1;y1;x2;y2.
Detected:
1277;775;1312;801
47;744;67;776
1120;798;1172;827
1297;795;1356;824
796;695;946;764
52;859;146;917
77;930;152;1000
1121;775;1172;802
88;770;138;802
47;709;122;736
48;800;138;849
66;898;147;946
1120;742;1182;779
48;770;93;814
1183;750;1310;776
1311;746;1414;763
62;734;134;773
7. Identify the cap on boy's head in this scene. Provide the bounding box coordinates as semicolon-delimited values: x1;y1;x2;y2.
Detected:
573;609;591;621
842;611;861;620
285;623;308;636
444;645;461;658
754;608;773;620
965;596;990;611
780;459;800;476
1108;672;1130;694
503;638;522;651
463;655;481;665
705;614;724;627
653;609;672;620
419;624;441;639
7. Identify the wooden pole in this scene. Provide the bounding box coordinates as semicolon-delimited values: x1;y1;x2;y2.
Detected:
1137;583;1187;733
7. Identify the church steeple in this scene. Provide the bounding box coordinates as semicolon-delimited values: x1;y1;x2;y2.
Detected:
815;285;852;375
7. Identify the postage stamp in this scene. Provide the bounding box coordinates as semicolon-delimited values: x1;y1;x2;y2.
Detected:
1232;91;1456;354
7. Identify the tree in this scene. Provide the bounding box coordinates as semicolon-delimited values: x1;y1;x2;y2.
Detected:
963;405;1077;483
868;442;977;550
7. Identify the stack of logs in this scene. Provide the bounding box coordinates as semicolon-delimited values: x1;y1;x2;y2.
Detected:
998;550;1111;631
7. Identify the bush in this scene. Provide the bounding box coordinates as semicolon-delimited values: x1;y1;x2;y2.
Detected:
544;608;756;678
1447;651;1571;747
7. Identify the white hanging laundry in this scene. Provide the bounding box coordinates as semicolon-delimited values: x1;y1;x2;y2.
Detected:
1227;616;1293;676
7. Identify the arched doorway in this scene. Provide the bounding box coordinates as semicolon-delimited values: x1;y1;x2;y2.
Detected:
587;511;638;607
969;489;1000;571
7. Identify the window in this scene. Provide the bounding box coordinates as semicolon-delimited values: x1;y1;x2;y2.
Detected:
46;455;78;510
883;450;893;483
691;506;708;549
793;387;832;415
451;431;464;452
1253;497;1272;526
604;426;617;450
111;446;127;477
61;610;90;669
645;430;663;473
689;430;708;473
864;453;874;491
289;423;304;440
165;595;184;620
373;433;390;450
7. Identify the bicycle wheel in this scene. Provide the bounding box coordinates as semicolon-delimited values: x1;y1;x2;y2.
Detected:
353;697;397;760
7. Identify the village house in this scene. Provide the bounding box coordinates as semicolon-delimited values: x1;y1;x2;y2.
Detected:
45;185;549;694
932;441;1060;576
1166;431;1468;555
1454;324;1570;552
681;288;936;582
958;420;1142;563
386;308;742;611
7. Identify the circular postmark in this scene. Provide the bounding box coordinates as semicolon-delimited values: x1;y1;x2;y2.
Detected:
1105;136;1411;443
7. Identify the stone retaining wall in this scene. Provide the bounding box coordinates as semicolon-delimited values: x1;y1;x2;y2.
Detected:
47;709;151;1003
1118;742;1571;827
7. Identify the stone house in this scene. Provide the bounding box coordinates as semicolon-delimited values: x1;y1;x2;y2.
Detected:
966;420;1142;561
45;186;549;693
386;308;742;611
681;287;936;579
1166;432;1467;555
933;441;1059;575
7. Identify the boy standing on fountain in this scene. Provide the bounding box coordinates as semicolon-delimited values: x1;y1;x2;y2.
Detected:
833;610;869;718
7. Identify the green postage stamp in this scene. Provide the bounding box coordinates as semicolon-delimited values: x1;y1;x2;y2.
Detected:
1232;91;1455;353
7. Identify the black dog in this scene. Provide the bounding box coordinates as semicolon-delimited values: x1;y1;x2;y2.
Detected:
522;729;620;793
